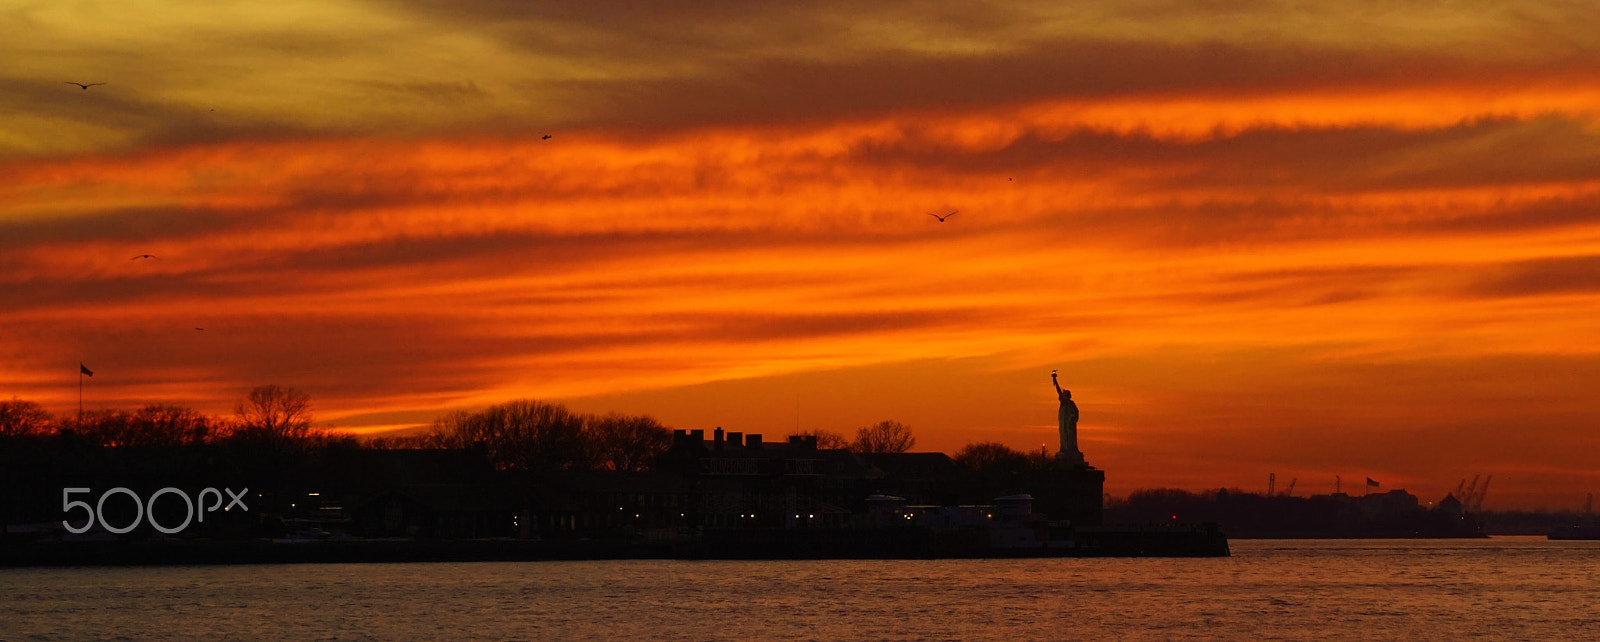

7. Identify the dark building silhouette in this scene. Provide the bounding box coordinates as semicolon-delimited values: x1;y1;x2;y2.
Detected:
859;452;962;506
1034;464;1106;527
353;485;509;538
3;411;1229;564
657;429;878;530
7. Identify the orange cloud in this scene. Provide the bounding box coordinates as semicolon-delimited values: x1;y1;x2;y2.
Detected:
5;78;1600;508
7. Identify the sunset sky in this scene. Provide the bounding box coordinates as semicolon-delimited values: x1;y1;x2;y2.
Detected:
4;1;1599;508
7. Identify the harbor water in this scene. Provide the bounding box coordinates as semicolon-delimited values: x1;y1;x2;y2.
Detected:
3;538;1597;640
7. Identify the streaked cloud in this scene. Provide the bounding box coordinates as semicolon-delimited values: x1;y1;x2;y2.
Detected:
3;0;1600;507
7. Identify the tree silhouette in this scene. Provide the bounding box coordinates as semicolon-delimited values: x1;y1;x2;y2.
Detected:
234;384;313;443
953;441;1029;473
422;410;473;449
953;441;1057;498
423;401;677;472
428;399;593;472
72;409;137;447
0;398;52;438
793;428;849;450
131;404;214;446
365;432;434;449
851;420;916;454
590;412;672;472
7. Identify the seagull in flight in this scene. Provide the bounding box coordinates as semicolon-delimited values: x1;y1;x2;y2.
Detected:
542;134;552;140
928;209;958;222
66;82;106;90
130;254;161;260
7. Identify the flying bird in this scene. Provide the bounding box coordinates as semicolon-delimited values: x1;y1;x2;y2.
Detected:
542;134;552;140
130;254;160;260
66;82;106;90
195;328;205;331
928;210;958;222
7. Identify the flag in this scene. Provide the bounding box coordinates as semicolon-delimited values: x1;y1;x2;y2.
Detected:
80;363;93;377
1366;477;1380;487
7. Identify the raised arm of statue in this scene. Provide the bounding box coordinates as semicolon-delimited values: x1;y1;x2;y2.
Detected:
1052;372;1063;396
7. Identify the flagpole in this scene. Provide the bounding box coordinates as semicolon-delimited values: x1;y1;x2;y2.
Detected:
78;362;90;425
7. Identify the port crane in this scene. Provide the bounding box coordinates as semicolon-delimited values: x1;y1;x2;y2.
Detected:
1452;474;1492;511
1471;475;1491;511
1266;473;1298;497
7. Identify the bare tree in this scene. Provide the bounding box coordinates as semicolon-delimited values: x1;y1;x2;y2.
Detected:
300;427;360;450
794;428;850;450
850;420;916;454
0;398;53;438
423;410;476;449
427;400;593;471
71;404;219;447
953;441;1029;473
234;384;313;442
130;404;214;446
365;432;435;449
590;412;672;472
74;409;136;447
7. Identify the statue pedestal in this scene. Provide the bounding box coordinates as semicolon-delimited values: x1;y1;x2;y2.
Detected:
1055;450;1085;465
1033;462;1105;527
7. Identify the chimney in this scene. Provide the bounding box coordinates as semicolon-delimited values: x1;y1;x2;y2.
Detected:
713;427;725;450
689;429;705;448
727;431;743;448
788;435;803;446
804;435;818;450
746;433;762;449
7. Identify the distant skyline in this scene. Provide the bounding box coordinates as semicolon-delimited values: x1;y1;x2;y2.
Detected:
4;1;1599;508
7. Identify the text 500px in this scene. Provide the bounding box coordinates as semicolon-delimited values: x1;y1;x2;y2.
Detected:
61;487;249;534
